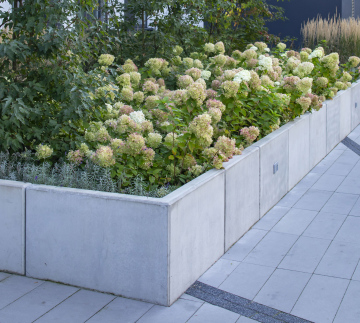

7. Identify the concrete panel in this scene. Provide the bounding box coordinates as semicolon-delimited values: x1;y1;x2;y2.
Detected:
0;180;29;275
326;96;341;153
223;147;260;251
288;114;310;190
309;104;327;169
351;81;360;130
26;187;170;305
165;169;225;305
253;126;289;217
339;89;352;139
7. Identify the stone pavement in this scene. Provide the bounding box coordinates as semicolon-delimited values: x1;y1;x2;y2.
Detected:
1;125;360;323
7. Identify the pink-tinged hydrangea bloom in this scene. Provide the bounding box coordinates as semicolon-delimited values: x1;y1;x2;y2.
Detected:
189;164;203;176
146;133;162;149
224;70;237;81
286;56;301;71
286;50;300;58
125;133;145;156
246;58;258;69
183;57;194;69
305;93;323;111
119;105;134;115
140;147;155;170
185;68;201;81
242;49;257;60
144;95;160;110
349;56;360;68
182;154;197;168
177;75;194;89
141;120;154;133
152;109;168;122
215;136;236;159
110;138;126;154
213;66;223;77
208;107;222;124
171;90;189;105
142;80;159;94
116;73;131;87
296;77;313;94
121;87;134;102
104;119;118;130
98;54;115;66
315;77;329;88
221;81;240;98
211;80;221;90
282;76;301;93
195;78;207;89
225;57;237;69
93;146;116;167
261;75;274;87
206;99;226;112
188;82;207;106
117;115;139;134
215;41;225;54
296;96;312;112
240;126;260;144
189;113;213;148
249;71;262;91
212;154;224;169
66;150;84;165
206;89;217;100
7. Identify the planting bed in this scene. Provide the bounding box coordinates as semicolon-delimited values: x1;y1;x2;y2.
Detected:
1;82;360;306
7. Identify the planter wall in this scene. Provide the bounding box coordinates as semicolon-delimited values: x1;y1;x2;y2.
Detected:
0;85;359;306
25;170;225;306
0;180;29;275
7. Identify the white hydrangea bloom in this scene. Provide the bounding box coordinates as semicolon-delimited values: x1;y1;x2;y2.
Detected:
264;48;270;52
309;48;324;59
105;103;113;113
274;81;280;86
250;46;258;51
129;111;146;124
201;70;212;80
258;55;273;71
233;70;252;84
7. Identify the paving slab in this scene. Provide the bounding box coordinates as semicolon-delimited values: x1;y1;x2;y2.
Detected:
253;269;311;313
187;303;240;323
278;236;331;273
315;240;360;279
0;282;78;323
334;216;360;244
34;289;115;323
321;192;359;215
243;231;298;268
352;261;360;281
252;207;290;231
276;186;308;208
136;299;202;323
222;229;268;262
291;274;349;323
326;150;359;176
236;317;259;323
198;259;241;288
0;273;10;282
293;189;333;211
302;212;347;240
349;196;360;216
311;173;346;192
86;297;154;323
0;275;43;310
333;280;360;323
271;209;317;236
218;263;275;300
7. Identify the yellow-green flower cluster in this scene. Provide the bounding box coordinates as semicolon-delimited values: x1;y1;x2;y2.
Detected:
93;146;115;167
293;62;314;78
146;133;162;148
296;96;312;112
35;144;53;160
189;113;213;148
296;77;313;94
121;87;134;102
240;126;260;144
214;136;236;160
349;56;360;68
188;82;206;106
142;80;159;94
221;81;240;98
177;75;194;89
215;42;225;54
186;68;202;81
98;54;115;66
125;133;145;156
206;99;226;112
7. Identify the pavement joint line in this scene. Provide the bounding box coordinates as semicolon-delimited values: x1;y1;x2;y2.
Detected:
185;281;313;323
341;137;360;156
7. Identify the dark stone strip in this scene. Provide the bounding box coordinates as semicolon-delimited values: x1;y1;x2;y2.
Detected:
185;281;313;323
342;137;360;156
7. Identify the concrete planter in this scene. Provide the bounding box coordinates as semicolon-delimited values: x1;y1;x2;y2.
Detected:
25;170;225;306
0;180;29;275
0;85;357;306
